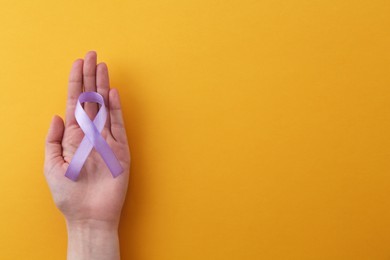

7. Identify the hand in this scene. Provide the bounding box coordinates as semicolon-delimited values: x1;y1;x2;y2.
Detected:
44;51;130;260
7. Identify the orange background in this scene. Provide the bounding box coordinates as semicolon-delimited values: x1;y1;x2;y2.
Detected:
0;1;390;259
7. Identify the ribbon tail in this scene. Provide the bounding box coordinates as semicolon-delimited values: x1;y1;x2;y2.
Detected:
94;135;124;177
65;137;93;181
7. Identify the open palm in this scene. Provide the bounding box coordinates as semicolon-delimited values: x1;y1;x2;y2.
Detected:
44;51;130;227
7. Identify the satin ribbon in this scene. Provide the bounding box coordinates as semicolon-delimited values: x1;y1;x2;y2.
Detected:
65;91;123;181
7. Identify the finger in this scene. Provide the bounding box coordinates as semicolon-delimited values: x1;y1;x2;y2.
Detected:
45;115;65;169
96;62;111;129
83;51;98;118
109;88;128;144
65;59;83;127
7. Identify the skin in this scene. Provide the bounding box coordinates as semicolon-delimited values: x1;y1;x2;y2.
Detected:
44;51;130;260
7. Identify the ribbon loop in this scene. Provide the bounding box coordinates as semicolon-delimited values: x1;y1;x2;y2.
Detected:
65;92;123;181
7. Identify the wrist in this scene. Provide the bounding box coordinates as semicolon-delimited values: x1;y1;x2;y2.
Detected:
66;219;120;260
66;218;119;232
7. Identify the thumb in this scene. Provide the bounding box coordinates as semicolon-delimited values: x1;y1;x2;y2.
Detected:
45;115;65;169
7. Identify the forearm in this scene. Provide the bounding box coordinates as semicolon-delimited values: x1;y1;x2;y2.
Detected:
66;219;120;260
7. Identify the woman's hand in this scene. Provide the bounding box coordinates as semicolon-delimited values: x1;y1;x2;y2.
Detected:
44;51;130;260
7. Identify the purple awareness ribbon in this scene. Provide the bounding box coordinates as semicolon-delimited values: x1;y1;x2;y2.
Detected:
65;91;123;181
